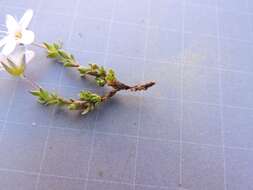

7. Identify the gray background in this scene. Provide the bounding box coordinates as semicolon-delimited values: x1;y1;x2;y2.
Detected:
0;0;252;189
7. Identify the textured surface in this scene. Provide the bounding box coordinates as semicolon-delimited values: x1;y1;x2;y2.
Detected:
0;0;252;190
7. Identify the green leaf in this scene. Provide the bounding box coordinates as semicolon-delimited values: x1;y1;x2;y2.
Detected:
46;99;58;105
43;42;50;49
1;60;25;77
31;87;70;107
63;62;74;67
30;90;40;96
90;64;98;70
98;66;106;76
53;43;61;49
68;103;77;110
105;69;116;82
57;98;65;106
79;91;101;103
58;50;68;59
38;98;46;104
39;88;49;100
1;62;16;76
47;52;59;58
95;77;106;86
70;54;75;60
78;67;90;77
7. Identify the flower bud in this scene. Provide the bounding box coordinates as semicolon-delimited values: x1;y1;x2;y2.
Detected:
0;46;34;77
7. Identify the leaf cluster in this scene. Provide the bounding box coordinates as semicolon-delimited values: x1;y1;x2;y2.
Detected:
78;64;116;86
35;42;155;115
44;43;117;87
43;42;78;67
77;91;102;114
30;88;65;106
30;88;102;115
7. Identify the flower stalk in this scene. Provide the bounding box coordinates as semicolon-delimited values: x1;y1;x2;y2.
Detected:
22;74;41;89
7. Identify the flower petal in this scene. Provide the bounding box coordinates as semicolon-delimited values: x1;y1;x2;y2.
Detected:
6;45;24;65
0;55;4;71
0;36;8;48
8;46;34;65
19;30;34;44
1;39;16;55
19;9;33;29
0;54;6;61
6;14;19;33
24;50;34;63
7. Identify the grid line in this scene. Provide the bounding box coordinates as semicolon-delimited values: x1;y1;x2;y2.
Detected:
33;0;80;189
2;118;253;152
0;167;170;190
0;1;251;190
0;3;253;43
33;0;57;188
216;2;228;190
1;1;253;15
3;3;253;46
84;0;118;189
0;79;18;149
133;0;151;189
179;0;186;188
65;47;253;76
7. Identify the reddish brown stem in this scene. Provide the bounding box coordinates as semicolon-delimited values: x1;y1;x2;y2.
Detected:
101;81;156;101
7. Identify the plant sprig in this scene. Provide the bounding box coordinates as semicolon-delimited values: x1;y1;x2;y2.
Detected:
30;88;103;115
43;42;155;90
43;42;119;87
0;8;156;116
43;42;79;67
29;42;155;115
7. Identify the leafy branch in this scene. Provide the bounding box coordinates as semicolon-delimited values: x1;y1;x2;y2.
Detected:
30;88;103;115
42;42;155;92
29;42;155;115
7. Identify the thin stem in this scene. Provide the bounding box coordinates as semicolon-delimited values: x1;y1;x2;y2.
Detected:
101;81;155;101
32;42;45;49
127;81;156;91
22;74;41;89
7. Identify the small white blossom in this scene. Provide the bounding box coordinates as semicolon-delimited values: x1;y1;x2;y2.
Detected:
0;9;35;56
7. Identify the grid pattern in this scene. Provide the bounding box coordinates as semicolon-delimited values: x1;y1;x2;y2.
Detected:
0;0;253;190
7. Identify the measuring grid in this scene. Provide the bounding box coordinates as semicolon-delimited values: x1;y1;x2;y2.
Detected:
0;0;253;190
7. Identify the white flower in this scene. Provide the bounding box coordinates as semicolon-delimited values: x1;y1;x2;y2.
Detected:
0;9;35;56
0;46;34;76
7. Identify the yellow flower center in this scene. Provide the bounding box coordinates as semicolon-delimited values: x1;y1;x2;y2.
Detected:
15;31;22;39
